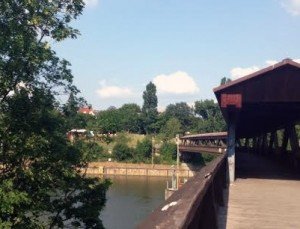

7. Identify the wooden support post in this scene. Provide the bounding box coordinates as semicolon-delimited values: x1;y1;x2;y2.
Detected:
237;139;242;148
253;137;257;153
281;128;289;156
261;133;268;155
245;138;249;153
289;125;300;168
256;136;262;154
274;131;279;155
268;132;275;155
227;119;236;183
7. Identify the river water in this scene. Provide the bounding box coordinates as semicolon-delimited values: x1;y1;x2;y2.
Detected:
100;175;169;229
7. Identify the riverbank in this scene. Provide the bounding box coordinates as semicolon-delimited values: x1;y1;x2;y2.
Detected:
84;162;201;177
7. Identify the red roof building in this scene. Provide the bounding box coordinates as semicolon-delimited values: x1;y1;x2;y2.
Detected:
78;107;95;116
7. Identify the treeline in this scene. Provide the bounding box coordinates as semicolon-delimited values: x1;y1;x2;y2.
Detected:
66;82;226;139
62;82;226;165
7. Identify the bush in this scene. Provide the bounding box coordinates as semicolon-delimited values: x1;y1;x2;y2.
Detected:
160;142;177;163
113;143;132;161
74;141;105;162
134;138;152;162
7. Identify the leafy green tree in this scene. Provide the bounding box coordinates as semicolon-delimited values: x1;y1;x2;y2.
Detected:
194;100;226;133
0;0;110;227
220;77;232;85
162;117;182;140
142;82;158;134
113;143;132;161
96;108;122;133
194;100;216;120
119;103;142;133
63;92;90;129
150;112;168;134
134;138;152;162
74;141;105;162
165;102;193;131
160;142;177;163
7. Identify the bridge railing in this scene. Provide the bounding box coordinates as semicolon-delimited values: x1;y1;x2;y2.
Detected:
179;144;227;154
137;154;227;229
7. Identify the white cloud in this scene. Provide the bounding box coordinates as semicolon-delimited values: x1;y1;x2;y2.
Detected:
230;66;260;80
282;0;300;16
266;59;300;65
265;60;279;66
96;82;134;99
153;71;199;94
230;58;300;80
84;0;99;8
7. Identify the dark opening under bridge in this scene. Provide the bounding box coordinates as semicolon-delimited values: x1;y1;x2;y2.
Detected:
138;58;300;229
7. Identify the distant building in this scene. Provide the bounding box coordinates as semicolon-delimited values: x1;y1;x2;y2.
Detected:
78;107;95;116
67;129;94;142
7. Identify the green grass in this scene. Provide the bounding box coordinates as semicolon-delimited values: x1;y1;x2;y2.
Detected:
93;133;146;154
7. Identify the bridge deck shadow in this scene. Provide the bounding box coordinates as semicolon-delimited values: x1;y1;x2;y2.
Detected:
218;151;300;229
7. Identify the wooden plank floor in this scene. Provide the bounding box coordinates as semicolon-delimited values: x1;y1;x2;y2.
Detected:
218;152;300;229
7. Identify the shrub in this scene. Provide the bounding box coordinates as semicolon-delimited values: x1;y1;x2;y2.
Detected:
160;142;177;163
134;138;152;162
113;143;132;161
74;141;105;162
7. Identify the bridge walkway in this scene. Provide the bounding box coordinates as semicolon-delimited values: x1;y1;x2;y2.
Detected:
218;152;300;229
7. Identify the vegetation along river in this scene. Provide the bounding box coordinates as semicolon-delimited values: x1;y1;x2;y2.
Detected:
100;175;170;229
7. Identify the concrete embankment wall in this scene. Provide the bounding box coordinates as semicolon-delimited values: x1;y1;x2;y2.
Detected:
84;162;201;177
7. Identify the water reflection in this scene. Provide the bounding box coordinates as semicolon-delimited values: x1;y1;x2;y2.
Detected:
100;175;170;229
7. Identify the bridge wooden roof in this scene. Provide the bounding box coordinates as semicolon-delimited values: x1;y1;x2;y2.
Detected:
214;58;300;138
180;132;227;140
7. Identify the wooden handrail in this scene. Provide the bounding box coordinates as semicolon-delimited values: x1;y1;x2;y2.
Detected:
137;154;227;229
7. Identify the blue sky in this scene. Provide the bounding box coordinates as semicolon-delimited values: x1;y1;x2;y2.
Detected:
54;0;300;110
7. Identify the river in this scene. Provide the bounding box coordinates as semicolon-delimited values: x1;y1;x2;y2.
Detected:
100;175;170;229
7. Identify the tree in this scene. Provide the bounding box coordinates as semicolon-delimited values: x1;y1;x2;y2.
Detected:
0;1;110;227
160;142;177;163
113;143;132;161
194;100;226;133
119;103;142;133
165;102;193;131
96;108;122;133
162;117;182;140
220;77;232;85
194;100;216;120
63;92;89;129
134;138;152;162
142;82;158;134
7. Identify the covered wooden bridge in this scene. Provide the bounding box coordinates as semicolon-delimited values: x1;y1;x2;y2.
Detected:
180;132;227;154
138;58;300;229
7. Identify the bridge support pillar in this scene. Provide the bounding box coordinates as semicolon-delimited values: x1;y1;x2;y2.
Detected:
227;120;236;183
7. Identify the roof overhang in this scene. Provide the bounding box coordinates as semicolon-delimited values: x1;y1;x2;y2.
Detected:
214;59;300;138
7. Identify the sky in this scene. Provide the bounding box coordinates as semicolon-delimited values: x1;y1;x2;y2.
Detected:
54;0;300;111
